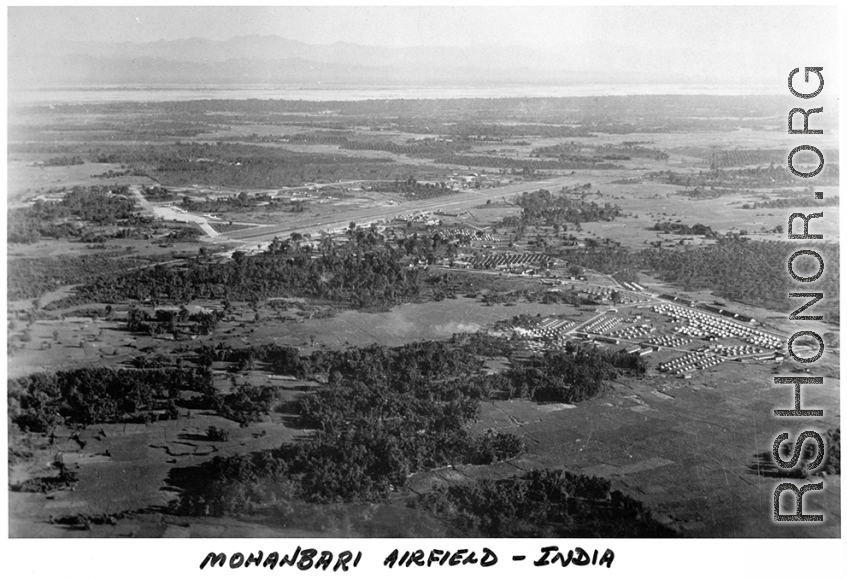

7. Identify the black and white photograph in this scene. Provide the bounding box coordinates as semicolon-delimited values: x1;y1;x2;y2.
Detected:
4;4;841;560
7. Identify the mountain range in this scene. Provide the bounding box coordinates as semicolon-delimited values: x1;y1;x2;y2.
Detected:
10;35;712;89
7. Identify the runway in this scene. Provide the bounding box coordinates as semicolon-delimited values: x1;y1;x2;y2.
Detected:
216;174;596;249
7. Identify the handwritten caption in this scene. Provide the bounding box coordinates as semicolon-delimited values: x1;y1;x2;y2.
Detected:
200;547;615;571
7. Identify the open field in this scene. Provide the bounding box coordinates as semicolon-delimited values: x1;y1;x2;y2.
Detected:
6;161;153;204
467;361;840;538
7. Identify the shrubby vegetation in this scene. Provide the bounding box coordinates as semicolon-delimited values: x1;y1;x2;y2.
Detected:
411;468;678;537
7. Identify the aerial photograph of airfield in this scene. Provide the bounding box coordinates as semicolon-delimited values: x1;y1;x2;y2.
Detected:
6;7;840;539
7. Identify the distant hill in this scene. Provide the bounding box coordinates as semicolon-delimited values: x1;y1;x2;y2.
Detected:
9;35;700;89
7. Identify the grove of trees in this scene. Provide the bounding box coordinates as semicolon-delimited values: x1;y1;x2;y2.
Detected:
411;468;679;537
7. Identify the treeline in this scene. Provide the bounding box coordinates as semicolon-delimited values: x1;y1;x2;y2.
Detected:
742;196;839;210
171;340;525;512
196;336;642;407
8;186;138;244
411;468;678;537
92;168;136;179
440;122;589;138
127;304;223;337
432;154;620;171
9;366;277;434
42;156;85;167
7;253;157;301
533;142;668;161
8;367;211;432
68;227;428;308
286;133;474;158
709;149;785;168
503;345;645;403
140;185;175;201
501;189;621;234
652;222;716;236
595;144;668;161
195;341;483;387
649;165;840;188
166;227;203;241
675;187;745;199
397;122;593;139
562;239;840;321
369;176;457;199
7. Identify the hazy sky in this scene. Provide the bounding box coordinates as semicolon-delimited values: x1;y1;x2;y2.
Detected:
7;5;839;90
8;5;837;51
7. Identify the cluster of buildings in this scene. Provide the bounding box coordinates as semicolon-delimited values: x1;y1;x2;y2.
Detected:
653;303;783;349
512;317;575;343
608;323;655;340
581;315;622;335
618;281;647;292
491;284;789;381
444;172;508;189
645;334;691;348
438;228;499;246
657;351;724;377
712;343;772;358
470;252;552;271
623;344;659;357
396;212;442;226
581;285;651;304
